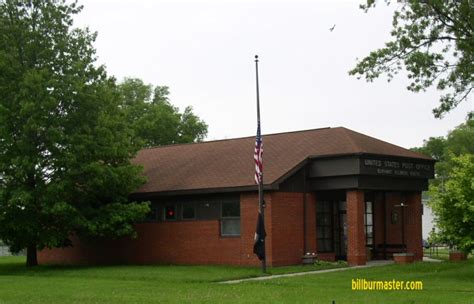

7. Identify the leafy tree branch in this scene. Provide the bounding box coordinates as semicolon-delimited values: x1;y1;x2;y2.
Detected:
351;0;473;118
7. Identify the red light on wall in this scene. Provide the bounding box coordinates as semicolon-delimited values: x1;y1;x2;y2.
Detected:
165;206;176;220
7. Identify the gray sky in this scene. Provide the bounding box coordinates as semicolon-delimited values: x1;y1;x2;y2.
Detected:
74;0;472;149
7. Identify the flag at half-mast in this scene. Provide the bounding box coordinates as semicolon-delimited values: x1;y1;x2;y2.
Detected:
254;122;263;184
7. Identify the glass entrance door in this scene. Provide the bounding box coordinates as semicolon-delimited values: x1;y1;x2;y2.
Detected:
335;201;347;259
317;199;348;259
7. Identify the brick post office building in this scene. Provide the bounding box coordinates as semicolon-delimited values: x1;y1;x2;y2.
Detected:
39;127;434;266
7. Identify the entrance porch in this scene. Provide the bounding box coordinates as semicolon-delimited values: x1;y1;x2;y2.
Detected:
312;190;423;266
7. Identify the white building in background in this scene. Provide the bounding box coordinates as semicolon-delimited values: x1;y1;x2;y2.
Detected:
422;196;435;240
0;244;12;256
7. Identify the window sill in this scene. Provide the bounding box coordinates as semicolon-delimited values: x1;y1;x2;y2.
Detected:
220;235;241;238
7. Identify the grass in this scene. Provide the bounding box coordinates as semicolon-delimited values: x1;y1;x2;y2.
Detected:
0;256;473;303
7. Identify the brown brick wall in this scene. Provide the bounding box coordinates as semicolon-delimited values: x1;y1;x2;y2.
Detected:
39;220;250;265
239;192;272;266
40;191;311;267
269;192;305;266
347;190;366;265
39;191;313;267
38;190;423;266
405;192;423;260
385;192;405;245
372;191;422;261
39;192;269;266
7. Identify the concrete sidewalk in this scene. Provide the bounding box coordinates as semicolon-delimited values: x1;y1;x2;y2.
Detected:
423;256;443;262
219;260;394;284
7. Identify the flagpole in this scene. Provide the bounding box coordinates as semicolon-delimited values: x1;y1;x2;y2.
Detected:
255;54;266;273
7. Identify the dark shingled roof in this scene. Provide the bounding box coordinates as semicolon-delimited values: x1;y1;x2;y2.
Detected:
133;127;432;194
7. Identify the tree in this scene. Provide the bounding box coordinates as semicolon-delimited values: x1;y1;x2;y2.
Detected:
445;118;474;155
0;0;149;266
118;78;208;148
350;0;473;118
412;119;473;254
412;119;473;184
411;136;446;161
429;154;474;254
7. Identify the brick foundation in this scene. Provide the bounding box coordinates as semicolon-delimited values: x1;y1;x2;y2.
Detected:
317;252;336;262
393;253;414;264
449;251;467;261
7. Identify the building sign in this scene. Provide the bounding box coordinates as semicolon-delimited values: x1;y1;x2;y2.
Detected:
360;157;434;179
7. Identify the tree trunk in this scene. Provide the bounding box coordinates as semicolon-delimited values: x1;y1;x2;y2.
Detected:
26;244;38;267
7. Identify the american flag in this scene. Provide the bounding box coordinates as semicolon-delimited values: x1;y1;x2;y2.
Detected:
254;122;263;184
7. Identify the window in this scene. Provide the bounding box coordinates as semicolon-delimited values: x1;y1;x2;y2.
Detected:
164;205;177;221
145;205;159;221
317;201;333;252
365;201;374;246
182;204;195;220
195;202;220;220
222;201;240;217
221;201;240;236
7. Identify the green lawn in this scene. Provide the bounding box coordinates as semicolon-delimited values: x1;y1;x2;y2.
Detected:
0;256;472;303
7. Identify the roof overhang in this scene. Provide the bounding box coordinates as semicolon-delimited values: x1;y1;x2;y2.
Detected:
130;153;435;199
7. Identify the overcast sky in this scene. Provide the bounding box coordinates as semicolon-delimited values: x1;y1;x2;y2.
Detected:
74;0;472;149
